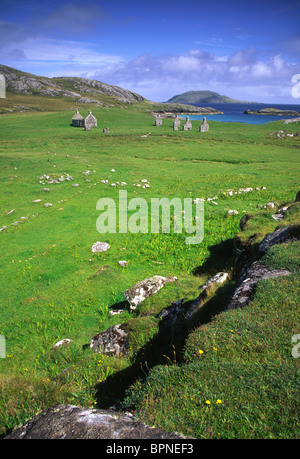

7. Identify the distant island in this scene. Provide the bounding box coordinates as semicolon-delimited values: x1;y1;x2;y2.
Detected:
244;107;300;116
166;90;252;105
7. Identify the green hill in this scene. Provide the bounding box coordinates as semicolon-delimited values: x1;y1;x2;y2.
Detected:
0;63;145;112
166;90;251;104
0;64;223;115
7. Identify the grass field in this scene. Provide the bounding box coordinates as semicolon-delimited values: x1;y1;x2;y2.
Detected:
0;101;299;438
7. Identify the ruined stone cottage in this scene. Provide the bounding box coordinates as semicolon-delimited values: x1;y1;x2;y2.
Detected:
71;110;97;129
85;110;97;129
72;110;85;127
155;114;162;126
173;115;181;131
183;116;192;131
200;117;209;132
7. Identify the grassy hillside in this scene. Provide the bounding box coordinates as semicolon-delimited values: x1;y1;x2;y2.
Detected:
0;64;144;106
0;103;299;438
121;216;300;439
0;64;221;115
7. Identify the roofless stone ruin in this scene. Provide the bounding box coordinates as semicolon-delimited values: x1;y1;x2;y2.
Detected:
73;109;209;134
183;116;192;130
173;115;181;130
155;114;162;126
71;110;97;130
200;117;209;132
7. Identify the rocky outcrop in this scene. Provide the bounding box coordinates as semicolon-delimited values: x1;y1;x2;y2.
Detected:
230;217;298;309
258;225;298;255
77;97;101;104
54;77;144;103
186;272;229;321
89;275;179;355
124;275;177;311
283;117;300;124
225;261;291;311
150;102;222;115
5;404;186;439
272;206;289;221
0;64;144;104
90;324;129;357
6;77;81;98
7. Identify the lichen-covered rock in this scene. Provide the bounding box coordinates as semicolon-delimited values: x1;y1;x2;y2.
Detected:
118;260;128;267
51;339;72;350
5;404;186;439
227;209;238;216
124;275;177;310
90;324;129;357
91;241;110;253
200;272;229;291
258;225;296;254
272;206;289;221
225;261;290;311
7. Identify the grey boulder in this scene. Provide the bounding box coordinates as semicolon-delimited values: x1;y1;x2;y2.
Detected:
5;404;186;439
90;324;129;357
258;225;297;254
225;261;290;311
124;275;177;310
91;241;110;253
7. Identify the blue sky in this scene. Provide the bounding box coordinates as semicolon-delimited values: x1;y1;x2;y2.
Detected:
0;0;299;102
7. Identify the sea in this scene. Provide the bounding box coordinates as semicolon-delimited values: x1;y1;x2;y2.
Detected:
184;103;300;125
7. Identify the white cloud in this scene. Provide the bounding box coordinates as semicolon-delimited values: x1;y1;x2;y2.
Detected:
272;54;285;71
89;48;299;102
228;47;256;67
0;35;124;75
26;38;123;66
163;55;201;74
1;27;299;103
252;61;272;78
